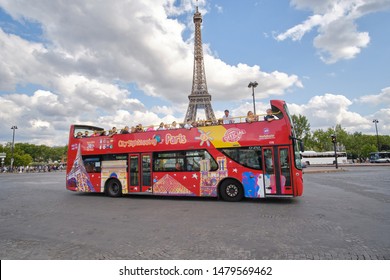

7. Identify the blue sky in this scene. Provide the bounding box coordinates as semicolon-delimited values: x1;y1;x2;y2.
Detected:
0;0;389;146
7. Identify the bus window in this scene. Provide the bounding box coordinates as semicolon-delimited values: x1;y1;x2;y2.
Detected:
83;157;101;173
263;149;274;173
220;147;262;170
201;150;218;171
130;155;139;186
279;148;291;187
293;139;303;169
153;150;218;172
142;155;151;186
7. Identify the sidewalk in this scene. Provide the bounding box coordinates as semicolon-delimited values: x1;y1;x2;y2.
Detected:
303;166;345;174
303;163;390;174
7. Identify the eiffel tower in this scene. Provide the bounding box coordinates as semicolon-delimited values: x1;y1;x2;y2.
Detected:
184;2;216;124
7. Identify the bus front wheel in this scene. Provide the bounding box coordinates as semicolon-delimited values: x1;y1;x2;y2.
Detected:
105;179;122;197
220;179;244;202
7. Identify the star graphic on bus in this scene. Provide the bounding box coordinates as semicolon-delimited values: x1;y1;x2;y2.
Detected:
194;129;213;146
192;173;198;179
233;168;238;173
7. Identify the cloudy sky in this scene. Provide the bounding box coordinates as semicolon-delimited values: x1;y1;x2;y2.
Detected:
0;0;389;146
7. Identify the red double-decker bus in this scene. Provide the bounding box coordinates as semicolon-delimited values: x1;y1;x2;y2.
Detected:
66;100;304;201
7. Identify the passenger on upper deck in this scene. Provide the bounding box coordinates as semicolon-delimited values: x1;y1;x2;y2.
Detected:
171;121;177;129
222;109;234;124
121;126;130;134
245;111;257;123
157;122;166;130
92;130;100;137
146;125;155;131
135;124;144;132
83;131;90;138
264;109;275;122
184;119;193;129
76;132;83;138
191;121;198;128
109;127;118;137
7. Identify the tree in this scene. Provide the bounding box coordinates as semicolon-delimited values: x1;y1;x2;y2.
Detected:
361;144;377;159
14;153;33;167
292;114;311;140
310;129;334;151
0;143;68;167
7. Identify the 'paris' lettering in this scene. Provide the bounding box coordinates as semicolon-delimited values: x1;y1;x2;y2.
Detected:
165;133;187;145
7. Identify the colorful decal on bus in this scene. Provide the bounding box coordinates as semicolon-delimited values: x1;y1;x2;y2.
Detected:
195;129;213;146
223;128;246;143
153;174;195;196
200;157;228;196
242;172;265;198
66;145;95;192
101;160;128;194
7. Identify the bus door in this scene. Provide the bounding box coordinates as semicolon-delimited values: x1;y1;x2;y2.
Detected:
278;146;293;195
128;153;152;193
262;146;292;196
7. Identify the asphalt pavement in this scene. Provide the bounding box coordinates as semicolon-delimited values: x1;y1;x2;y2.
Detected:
0;166;389;260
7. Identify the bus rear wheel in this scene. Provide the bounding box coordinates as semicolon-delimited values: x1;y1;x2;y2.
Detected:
105;179;122;197
220;179;243;202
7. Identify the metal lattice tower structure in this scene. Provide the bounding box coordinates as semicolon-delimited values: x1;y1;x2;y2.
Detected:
184;4;216;124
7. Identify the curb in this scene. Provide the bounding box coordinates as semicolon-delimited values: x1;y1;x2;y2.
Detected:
303;168;346;174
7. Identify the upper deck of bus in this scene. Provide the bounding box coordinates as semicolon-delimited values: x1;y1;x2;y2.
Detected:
67;100;294;157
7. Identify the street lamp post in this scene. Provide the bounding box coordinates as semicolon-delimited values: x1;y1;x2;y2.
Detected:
373;119;380;151
331;134;338;169
10;125;18;172
248;81;258;116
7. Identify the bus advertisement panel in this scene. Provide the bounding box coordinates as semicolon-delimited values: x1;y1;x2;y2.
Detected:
66;100;304;201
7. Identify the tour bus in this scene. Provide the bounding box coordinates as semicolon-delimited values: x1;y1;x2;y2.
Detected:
301;151;348;165
369;152;390;163
66;100;304;201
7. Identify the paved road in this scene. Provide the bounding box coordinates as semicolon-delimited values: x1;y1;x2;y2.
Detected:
0;166;389;260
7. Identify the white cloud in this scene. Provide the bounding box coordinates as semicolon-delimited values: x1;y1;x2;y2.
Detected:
29;119;50;129
0;29;49;90
276;0;390;63
356;87;390;106
373;108;390;134
1;0;387;147
0;0;301;104
288;93;377;133
314;18;370;63
0;0;303;145
215;4;223;13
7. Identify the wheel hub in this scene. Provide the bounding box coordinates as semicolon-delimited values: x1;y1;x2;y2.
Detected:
226;185;238;197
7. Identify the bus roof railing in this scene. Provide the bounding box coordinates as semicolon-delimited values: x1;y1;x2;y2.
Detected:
73;111;282;137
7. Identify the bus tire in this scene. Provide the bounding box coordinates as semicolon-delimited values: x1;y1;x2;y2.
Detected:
219;179;244;202
105;179;122;197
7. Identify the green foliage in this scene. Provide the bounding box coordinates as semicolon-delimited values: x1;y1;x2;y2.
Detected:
292;114;390;160
292;114;311;140
0;143;67;167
